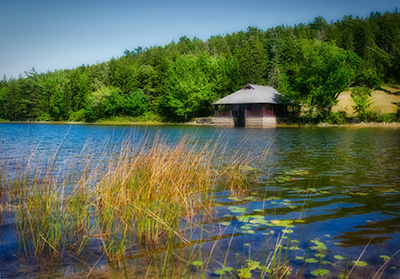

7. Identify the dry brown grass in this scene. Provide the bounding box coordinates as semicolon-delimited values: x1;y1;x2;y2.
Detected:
332;85;400;116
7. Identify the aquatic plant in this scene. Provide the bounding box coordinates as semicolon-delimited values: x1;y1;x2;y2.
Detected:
2;134;257;265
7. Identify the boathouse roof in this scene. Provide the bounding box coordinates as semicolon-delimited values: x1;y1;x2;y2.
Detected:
213;84;281;105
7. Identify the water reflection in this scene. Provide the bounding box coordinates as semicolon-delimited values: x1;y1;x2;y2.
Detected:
0;124;399;278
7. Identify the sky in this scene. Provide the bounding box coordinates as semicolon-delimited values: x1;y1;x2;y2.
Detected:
0;0;398;79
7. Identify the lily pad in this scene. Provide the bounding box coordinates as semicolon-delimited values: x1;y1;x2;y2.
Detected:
246;260;260;269
220;221;231;226
380;255;391;261
310;269;330;276
352;260;368;267
240;225;252;230
305;258;319;263
228;206;246;213
214;266;234;275
238;268;252;278
192;260;203;266
237;215;251;222
269;219;294;228
238;260;260;279
310;240;327;251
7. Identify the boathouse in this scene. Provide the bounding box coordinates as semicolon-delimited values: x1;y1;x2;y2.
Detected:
212;84;285;127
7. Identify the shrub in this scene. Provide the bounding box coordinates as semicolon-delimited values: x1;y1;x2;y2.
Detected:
376;113;398;123
36;113;53;121
351;86;373;122
69;109;86;122
327;111;347;124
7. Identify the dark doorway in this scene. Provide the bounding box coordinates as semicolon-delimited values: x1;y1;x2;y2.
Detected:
234;104;245;127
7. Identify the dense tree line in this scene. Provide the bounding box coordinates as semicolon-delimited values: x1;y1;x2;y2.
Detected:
0;10;399;122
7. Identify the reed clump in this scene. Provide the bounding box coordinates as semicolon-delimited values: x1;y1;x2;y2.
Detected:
2;135;254;264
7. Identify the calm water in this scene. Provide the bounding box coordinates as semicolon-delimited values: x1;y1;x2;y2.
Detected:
0;123;399;278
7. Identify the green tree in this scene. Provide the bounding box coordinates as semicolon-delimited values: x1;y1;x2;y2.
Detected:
351;86;373;121
280;40;362;122
159;55;217;121
233;27;269;84
85;85;119;121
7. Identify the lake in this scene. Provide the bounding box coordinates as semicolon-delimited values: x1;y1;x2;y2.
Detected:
0;123;399;278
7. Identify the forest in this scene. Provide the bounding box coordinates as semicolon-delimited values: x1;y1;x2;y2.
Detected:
0;10;399;123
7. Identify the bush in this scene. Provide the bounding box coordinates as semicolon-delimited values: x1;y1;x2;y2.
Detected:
69;109;86;122
376;113;398;123
36;113;53;121
327;111;347;124
351;86;373;122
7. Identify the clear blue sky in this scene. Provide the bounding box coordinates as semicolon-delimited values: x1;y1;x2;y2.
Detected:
0;0;398;79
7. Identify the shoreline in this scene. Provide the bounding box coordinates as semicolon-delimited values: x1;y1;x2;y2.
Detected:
1;120;400;128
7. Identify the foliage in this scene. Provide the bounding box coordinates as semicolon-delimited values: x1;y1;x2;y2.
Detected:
280;40;362;122
157;55;217;121
351;86;373;121
0;10;400;122
326;111;347;124
367;112;400;123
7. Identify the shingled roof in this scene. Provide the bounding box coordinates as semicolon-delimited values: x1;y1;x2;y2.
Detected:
213;84;281;105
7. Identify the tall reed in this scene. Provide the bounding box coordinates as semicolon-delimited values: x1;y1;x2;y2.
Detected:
2;134;254;264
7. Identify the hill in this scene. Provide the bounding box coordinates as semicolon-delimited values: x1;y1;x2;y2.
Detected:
333;86;400;116
0;10;399;123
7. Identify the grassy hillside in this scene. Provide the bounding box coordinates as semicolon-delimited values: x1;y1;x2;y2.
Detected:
332;85;400;116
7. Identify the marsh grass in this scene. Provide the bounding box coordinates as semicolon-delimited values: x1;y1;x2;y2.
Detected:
0;134;255;267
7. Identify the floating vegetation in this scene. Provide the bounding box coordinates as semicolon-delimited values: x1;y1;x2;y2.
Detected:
274;169;310;183
220;221;231;226
238;259;260;279
310;269;330;276
191;260;203;267
305;258;319;263
315;253;326;258
311;239;328;251
334;255;345;260
213;266;234;275
269;219;295;228
227;205;247;213
353;260;368;267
